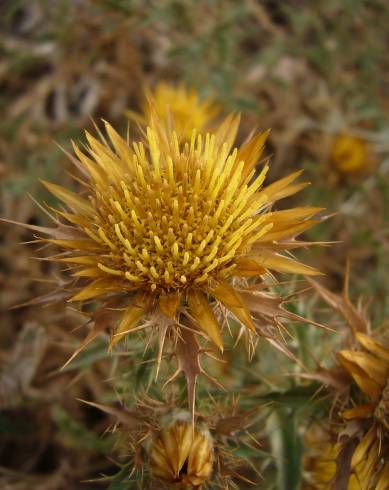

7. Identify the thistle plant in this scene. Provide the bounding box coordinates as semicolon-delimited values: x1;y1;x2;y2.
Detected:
24;103;325;408
2;0;388;486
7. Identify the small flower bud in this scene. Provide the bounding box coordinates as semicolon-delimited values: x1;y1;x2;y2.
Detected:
330;134;375;174
149;417;213;487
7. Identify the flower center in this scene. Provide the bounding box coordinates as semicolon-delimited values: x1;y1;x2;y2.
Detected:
88;131;270;294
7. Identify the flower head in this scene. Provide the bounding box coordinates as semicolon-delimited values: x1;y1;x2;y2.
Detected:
128;83;219;140
22;104;326;403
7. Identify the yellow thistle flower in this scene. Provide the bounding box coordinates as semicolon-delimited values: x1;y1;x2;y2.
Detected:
128;83;219;140
334;332;389;490
14;107;325;394
149;417;213;487
330;133;375;175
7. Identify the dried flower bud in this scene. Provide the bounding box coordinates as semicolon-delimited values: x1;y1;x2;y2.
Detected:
149;417;213;487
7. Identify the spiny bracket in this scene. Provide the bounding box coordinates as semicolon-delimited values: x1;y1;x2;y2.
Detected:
163;324;226;426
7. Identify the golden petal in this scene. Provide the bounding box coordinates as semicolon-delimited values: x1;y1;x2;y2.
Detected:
104;120;134;162
187;289;223;351
256;220;320;242
256;169;304;203
355;332;389;361
337;352;382;400
236;130;270;181
72;141;106;187
338;350;388;387
209;280;255;331
267;206;323;223
270;182;310;201
55;255;101;265
52;207;91;227
159;292;181;318
109;294;153;349
353;373;382;402
71;278;117;301
48;238;101;251
214;113;240;153
41;180;93;216
72;267;102;278
234;257;266;277
85;130;114;160
248;252;321;276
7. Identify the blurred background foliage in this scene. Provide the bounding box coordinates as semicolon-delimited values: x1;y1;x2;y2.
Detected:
0;0;388;488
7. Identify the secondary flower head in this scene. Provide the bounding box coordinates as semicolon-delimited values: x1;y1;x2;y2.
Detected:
128;83;219;140
335;333;389;489
34;106;323;378
330;133;375;175
304;336;389;489
306;275;389;489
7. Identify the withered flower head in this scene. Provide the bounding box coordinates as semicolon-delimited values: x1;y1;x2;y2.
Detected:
306;276;389;489
149;416;213;487
335;332;389;489
128;83;219;141
31;108;322;368
330;133;375;175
